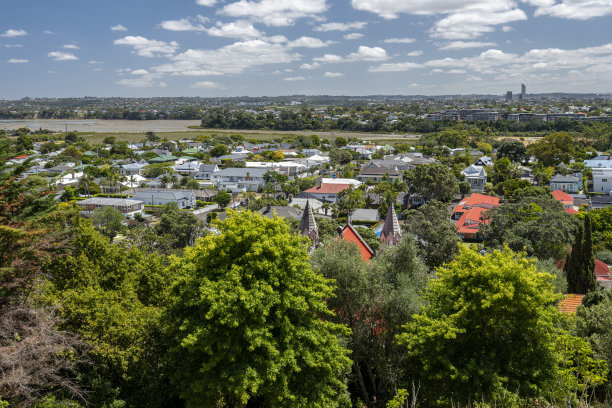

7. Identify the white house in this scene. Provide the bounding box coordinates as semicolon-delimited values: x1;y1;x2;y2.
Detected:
210;167;270;192
77;197;144;218
131;189;196;208
461;164;487;191
592;168;612;194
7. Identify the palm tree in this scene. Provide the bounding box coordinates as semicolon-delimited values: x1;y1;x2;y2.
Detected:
321;202;331;216
160;174;171;188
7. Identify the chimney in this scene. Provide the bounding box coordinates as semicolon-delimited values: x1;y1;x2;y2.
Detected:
266;203;271;212
246;172;251;181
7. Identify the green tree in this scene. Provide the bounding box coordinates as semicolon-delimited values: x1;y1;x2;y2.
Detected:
496;139;527;163
334;136;348;147
397;246;563;405
483;195;579;260
527;132;575;167
492;157;512;184
209;144;230;157
164;211;351;407
215;190;231;208
329;148;352;165
90;206;124;242
402;200;461;269
408;163;458;203
566;214;597;294
154;203;206;250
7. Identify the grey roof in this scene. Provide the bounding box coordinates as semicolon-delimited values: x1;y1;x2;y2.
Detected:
125;187;215;199
591;195;612;204
259;205;303;220
550;173;582;183
132;189;195;201
199;164;219;172
462;164;487;177
359;166;400;176
350;208;381;222
380;204;402;245
212;167;270;177
78;197;143;206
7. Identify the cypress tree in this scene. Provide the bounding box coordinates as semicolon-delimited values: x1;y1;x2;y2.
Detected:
566;225;583;293
582;214;597;292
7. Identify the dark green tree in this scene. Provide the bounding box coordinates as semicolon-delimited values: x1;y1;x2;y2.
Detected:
215;190;231;208
408;163;458;203
566;214;597;294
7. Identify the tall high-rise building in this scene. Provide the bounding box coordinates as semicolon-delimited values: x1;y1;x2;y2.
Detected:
521;83;526;100
506;91;513;101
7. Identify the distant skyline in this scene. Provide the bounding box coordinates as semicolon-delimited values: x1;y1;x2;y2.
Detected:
1;0;612;98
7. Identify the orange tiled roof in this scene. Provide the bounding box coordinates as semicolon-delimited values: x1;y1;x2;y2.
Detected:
565;207;579;214
558;294;584;314
452;193;500;214
340;224;374;261
456;207;490;235
304;183;351;195
552;190;574;206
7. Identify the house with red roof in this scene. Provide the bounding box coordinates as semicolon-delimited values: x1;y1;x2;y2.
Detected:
556;259;612;289
551;190;574;209
558;294;585;314
455;207;491;240
339;224;374;261
303;183;350;203
452;193;500;220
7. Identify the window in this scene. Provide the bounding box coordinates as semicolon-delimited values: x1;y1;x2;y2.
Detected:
603;179;608;183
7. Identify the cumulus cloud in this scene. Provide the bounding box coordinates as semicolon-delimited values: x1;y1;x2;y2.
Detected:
48;51;78;61
7;58;29;63
344;33;364;40
368;61;422;72
192;80;224;89
151;39;300;76
351;0;527;40
438;41;497;50
114;36;179;57
407;50;423;56
2;44;23;48
131;69;150;75
63;44;80;49
207;20;264;38
284;76;307;81
313;53;343;63
323;71;344;77
220;0;328;26
300;62;321;69
110;24;128;31
160;18;206;31
314;21;367;31
1;29;27;38
523;0;612;19
347;45;388;61
383;38;416;44
43;30;55;35
89;60;104;64
196;0;217;5
117;77;157;87
287;36;333;48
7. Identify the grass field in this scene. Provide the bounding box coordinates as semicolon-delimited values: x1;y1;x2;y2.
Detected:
53;129;421;145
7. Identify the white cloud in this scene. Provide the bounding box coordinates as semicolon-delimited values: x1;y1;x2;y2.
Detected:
43;30;55;35
117;77;157;87
447;69;467;74
300;62;321;69
383;38;416;44
344;33;364;40
1;29;27;38
2;44;23;48
89;60;104;64
351;0;527;40
196;0;217;5
7;58;29;63
220;0;328;26
110;24;128;32
502;25;513;32
347;45;388;61
159;82;168;87
284;76;307;81
207;20;263;38
160;18;205;31
313;53;343;63
314;21;367;31
287;36;333;48
114;36;179;57
192;80;224;88
152;39;300;76
63;44;80;49
131;69;150;75
523;0;612;19
438;41;497;50
368;61;422;72
407;50;423;56
323;71;344;77
48;51;78;61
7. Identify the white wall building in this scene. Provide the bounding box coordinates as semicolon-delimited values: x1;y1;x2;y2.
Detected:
592;168;612;194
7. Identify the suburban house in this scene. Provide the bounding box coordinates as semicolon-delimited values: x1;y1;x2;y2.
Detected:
551;190;575;212
474;156;493;167
461;164;487;191
118;162;148;176
356;165;402;183
172;160;201;176
549;173;583;193
591;195;612;210
131;189;196;208
592;168;612;194
210;167;269;192
453;193;501;240
77;197;143;218
339;224;375;261
258;204;303;220
148;154;177;164
302;183;351;203
196;164;220;180
585;155;612;169
350;209;381;223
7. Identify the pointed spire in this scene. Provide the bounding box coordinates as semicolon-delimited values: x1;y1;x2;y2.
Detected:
299;199;319;248
381;203;401;246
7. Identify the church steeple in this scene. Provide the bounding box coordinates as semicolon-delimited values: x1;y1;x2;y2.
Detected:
380;203;401;246
299;200;318;248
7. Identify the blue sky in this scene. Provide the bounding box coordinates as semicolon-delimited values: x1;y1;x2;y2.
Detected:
1;0;611;98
